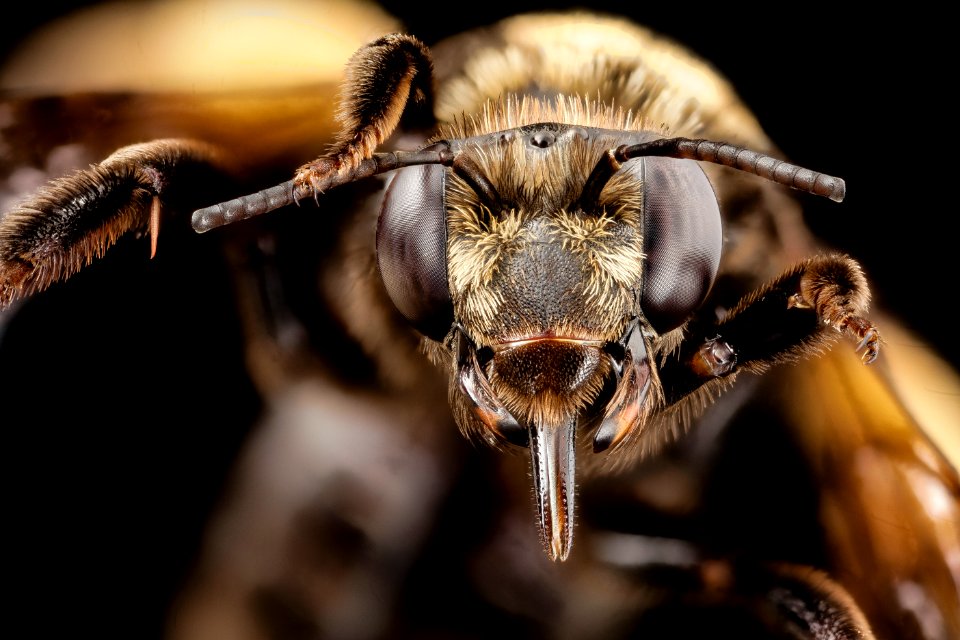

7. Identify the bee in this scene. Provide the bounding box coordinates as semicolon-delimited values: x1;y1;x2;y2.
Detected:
1;2;957;639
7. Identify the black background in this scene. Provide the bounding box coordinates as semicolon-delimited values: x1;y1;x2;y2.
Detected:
1;3;955;639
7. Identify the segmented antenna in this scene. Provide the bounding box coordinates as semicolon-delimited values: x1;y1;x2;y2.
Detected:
191;146;455;233
193;136;846;234
580;137;845;210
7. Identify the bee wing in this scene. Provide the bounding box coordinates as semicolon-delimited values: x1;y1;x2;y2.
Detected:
777;322;960;639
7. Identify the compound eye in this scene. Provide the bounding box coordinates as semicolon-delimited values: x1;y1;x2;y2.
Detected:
376;163;453;341
640;158;722;333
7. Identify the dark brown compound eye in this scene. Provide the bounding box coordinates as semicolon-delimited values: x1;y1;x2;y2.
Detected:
376;163;453;341
639;158;723;334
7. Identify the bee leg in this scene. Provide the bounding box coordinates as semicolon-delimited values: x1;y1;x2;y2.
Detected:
0;139;233;308
293;34;435;197
659;253;880;405
756;564;877;639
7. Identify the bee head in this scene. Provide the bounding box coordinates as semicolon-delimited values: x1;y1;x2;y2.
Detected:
377;124;723;437
376;124;726;559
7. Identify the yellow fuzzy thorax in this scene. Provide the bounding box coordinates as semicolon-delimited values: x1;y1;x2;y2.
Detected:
433;11;768;147
442;119;647;347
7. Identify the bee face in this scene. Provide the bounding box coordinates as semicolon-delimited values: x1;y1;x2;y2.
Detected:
377;116;730;557
445;125;648;347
